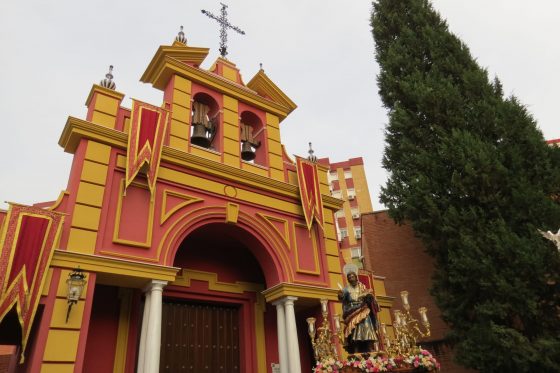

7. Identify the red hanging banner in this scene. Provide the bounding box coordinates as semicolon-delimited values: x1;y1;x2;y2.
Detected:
125;99;170;194
0;204;64;361
296;157;324;231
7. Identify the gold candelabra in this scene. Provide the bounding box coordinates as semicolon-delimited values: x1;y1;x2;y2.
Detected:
306;299;344;361
381;290;431;355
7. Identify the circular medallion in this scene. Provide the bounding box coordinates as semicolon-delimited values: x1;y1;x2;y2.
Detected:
224;185;237;198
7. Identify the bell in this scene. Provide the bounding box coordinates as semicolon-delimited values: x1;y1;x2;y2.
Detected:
191;123;211;148
241;141;256;161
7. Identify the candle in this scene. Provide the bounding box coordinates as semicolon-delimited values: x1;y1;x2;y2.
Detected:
333;314;341;332
393;310;402;326
418;307;429;324
307;317;316;336
381;323;391;348
320;299;328;314
400;290;410;310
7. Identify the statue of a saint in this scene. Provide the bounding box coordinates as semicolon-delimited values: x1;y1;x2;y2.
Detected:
338;264;380;354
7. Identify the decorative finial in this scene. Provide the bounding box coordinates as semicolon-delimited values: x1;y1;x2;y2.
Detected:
175;25;187;44
100;65;116;90
308;142;317;163
201;3;245;58
259;63;263;71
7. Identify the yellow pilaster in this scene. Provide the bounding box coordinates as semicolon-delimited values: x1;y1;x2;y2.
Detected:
169;75;192;150
317;163;331;198
265;113;284;181
85;85;124;130
222;95;240;167
66;141;111;254
113;289;133;373
41;269;91;371
254;296;267;373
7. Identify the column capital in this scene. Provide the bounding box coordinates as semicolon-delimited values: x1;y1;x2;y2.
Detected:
272;296;298;307
271;299;285;307
143;279;168;293
283;296;298;305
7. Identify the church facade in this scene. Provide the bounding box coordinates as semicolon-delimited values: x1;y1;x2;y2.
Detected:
0;32;360;373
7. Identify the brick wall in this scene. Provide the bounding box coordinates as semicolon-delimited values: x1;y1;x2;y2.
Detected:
362;211;475;373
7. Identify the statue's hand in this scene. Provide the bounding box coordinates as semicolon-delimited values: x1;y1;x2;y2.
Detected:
363;293;374;303
337;289;344;300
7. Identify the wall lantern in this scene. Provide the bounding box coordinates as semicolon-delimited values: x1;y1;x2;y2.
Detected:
66;268;87;323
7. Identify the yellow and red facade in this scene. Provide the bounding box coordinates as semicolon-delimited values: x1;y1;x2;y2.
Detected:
0;37;357;372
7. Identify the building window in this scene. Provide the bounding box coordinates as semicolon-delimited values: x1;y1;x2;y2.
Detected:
335;209;345;219
328;171;338;182
338;228;348;241
354;227;362;239
344;170;352;179
347;188;356;200
351;247;362;259
351;208;360;219
332;190;342;199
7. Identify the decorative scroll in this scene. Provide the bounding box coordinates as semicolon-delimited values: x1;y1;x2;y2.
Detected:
0;204;64;361
296;157;324;231
125;99;170;195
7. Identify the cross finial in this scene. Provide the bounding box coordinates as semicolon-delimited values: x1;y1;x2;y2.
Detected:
201;3;245;58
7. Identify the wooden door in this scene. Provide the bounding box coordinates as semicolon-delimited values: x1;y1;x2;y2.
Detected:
160;301;240;372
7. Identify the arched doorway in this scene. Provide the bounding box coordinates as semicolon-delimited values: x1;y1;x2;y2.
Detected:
161;223;270;372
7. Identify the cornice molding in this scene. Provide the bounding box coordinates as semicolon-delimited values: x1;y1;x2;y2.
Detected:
376;294;396;308
51;250;180;285
141;56;295;121
141;44;210;82
246;70;297;113
262;282;339;303
85;84;125;107
59;116;127;153
58;118;340;211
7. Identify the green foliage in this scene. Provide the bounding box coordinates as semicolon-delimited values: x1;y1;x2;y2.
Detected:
371;0;560;371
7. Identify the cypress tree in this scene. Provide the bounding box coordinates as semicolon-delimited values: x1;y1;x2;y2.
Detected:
372;1;560;371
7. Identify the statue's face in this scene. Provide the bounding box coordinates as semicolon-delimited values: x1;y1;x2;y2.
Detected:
347;272;358;286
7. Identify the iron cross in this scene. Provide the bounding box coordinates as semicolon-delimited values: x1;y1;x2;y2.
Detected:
201;3;245;58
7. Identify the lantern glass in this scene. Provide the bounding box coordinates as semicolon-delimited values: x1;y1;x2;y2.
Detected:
66;270;86;303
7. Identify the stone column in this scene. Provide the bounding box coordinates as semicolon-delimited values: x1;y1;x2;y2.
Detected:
272;299;289;373
143;280;167;373
137;290;151;373
284;296;301;373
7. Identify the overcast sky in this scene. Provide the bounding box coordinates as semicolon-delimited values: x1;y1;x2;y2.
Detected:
0;0;558;211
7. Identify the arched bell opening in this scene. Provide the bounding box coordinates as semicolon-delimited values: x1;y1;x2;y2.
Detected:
191;92;220;150
239;111;265;165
